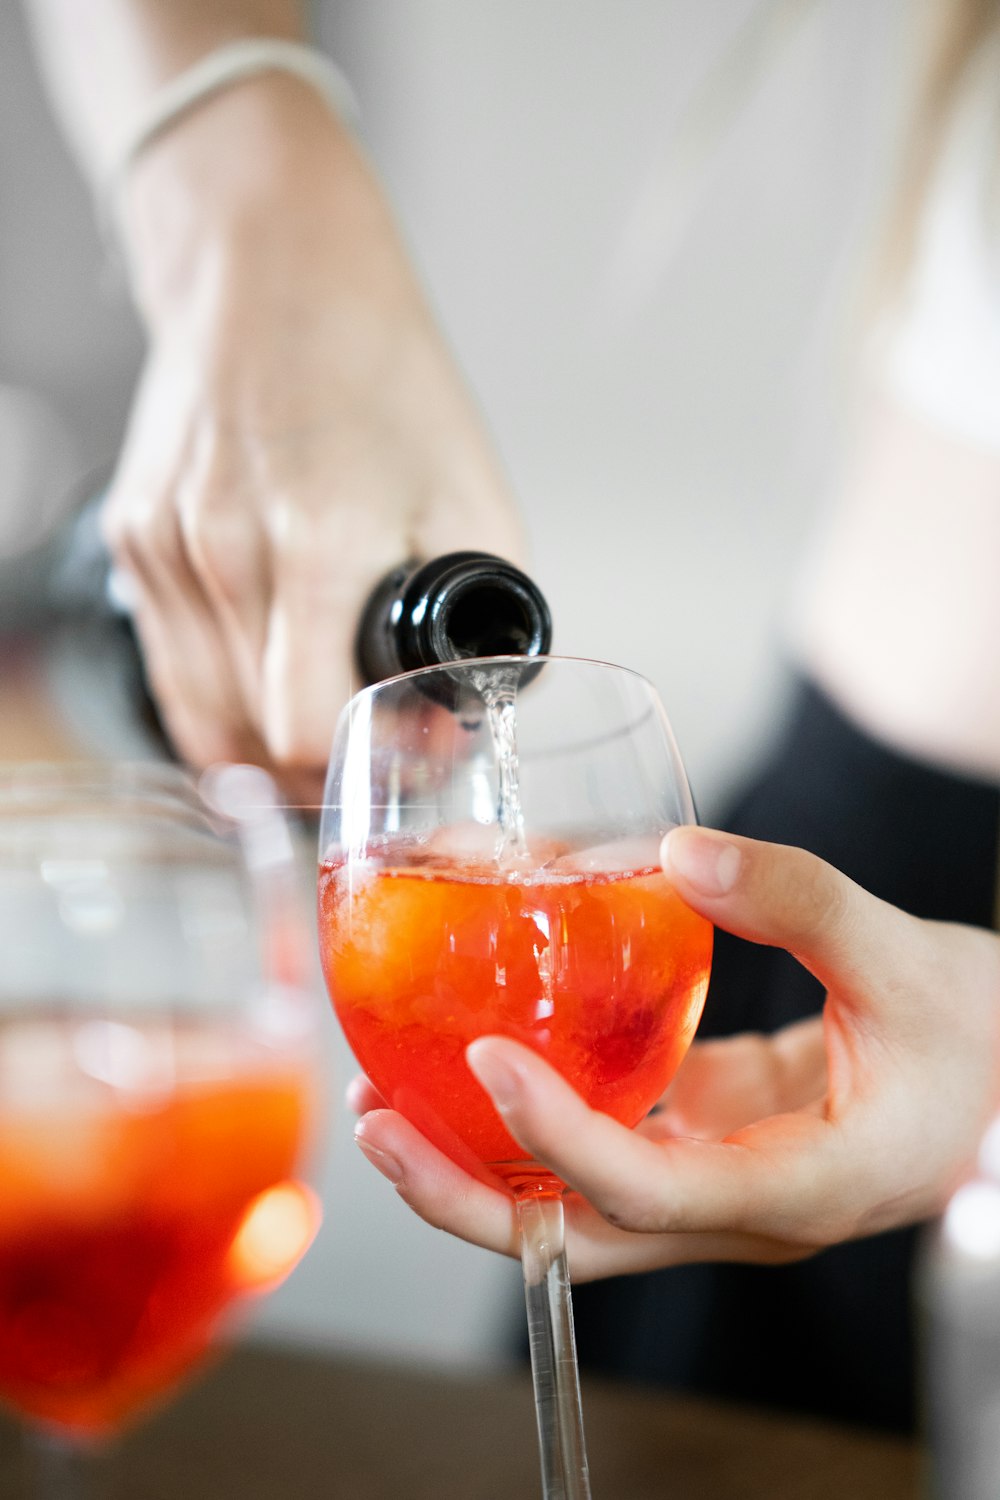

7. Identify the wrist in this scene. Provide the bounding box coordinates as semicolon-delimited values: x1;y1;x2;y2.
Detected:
120;71;363;320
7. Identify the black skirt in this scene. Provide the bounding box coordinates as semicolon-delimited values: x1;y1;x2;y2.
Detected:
571;676;1000;1433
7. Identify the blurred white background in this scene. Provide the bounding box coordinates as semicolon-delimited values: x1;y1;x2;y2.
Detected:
0;0;912;1369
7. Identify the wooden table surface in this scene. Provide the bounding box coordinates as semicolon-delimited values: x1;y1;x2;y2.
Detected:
0;1342;922;1500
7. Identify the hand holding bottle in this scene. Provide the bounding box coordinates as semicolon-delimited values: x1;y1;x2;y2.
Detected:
352;828;1000;1274
98;80;523;773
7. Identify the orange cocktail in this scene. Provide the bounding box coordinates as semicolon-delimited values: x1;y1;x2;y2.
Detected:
0;1020;317;1436
319;850;712;1184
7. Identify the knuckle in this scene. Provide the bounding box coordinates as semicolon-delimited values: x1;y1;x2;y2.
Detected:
181;494;234;560
273;539;330;606
776;847;855;953
105;491;178;563
409;1197;450;1235
595;1183;673;1236
182;493;256;598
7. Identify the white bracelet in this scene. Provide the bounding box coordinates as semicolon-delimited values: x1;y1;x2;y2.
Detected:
104;38;359;236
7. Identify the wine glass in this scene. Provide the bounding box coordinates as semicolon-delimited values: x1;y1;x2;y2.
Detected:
0;762;322;1498
317;656;713;1499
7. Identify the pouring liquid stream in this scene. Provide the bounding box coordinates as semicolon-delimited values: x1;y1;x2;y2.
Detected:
473;670;531;870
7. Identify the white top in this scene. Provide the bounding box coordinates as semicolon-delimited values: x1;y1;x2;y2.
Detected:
876;34;1000;453
796;35;1000;782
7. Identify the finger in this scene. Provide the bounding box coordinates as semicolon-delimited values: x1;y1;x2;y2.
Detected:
262;501;398;768
354;1109;521;1258
414;479;526;570
466;1036;851;1244
355;1106;810;1279
105;495;267;766
561;1194;809;1279
660;827;921;1005
652;1019;827;1141
175;455;272;728
106;350;269;742
131;592;270;766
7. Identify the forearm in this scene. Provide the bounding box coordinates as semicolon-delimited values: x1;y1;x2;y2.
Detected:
24;0;523;776
24;0;373;329
23;0;308;183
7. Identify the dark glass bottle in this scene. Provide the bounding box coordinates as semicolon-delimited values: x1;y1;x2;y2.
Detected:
2;487;170;760
355;552;553;691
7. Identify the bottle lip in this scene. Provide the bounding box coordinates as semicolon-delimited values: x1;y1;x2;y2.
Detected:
342;652;661;705
424;569;552;665
399;552;551;669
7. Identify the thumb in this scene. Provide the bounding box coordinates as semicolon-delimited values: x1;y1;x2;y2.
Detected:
661;826;917;1001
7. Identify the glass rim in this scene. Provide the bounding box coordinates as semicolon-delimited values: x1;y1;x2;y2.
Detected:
0;761;200;805
0;764;220;859
344;652;662;707
0;762;287;842
0;760;196;791
321;652;697;837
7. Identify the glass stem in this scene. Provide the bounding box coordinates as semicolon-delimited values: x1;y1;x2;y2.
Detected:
25;1429;97;1500
516;1187;592;1500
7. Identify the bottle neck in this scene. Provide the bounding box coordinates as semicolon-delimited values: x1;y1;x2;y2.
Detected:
356;552;552;688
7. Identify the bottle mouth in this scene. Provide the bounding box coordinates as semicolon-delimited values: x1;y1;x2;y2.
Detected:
354;550;554;708
429;576;550;662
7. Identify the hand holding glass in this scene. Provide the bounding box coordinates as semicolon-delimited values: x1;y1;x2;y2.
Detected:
318;657;712;1499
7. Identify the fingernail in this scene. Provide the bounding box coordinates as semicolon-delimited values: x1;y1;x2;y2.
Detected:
354;1126;403;1185
662;826;742;896
466;1040;524;1115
